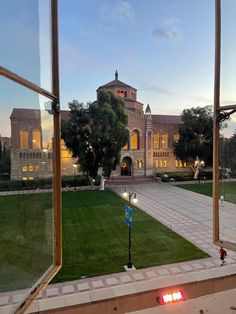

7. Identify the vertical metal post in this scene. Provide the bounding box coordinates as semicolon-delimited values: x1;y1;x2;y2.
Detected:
213;0;221;243
51;0;62;266
127;193;132;268
128;225;132;268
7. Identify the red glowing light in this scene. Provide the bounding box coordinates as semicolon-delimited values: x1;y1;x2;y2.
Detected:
160;291;184;304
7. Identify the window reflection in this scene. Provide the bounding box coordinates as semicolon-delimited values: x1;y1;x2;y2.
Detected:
32;129;41;149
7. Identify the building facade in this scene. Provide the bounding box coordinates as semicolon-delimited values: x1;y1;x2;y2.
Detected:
97;71;185;177
10;73;186;180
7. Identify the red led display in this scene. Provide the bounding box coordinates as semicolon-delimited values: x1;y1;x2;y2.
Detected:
159;291;184;304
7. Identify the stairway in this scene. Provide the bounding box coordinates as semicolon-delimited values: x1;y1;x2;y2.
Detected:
105;175;153;186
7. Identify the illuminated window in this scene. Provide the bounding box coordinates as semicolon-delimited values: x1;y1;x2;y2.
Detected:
32;130;41;149
34;165;40;172
163;160;167;168
117;90;124;97
179;160;183;168
28;177;34;180
22;177;27;181
20;130;29;149
29;165;33;172
175;160;179;168
159;160;163;168
22;165;27;172
162;132;168;149
137;160;143;168
131;130;139;150
183;162;187;167
155;160;159;168
173;132;180;143
153;132;160;149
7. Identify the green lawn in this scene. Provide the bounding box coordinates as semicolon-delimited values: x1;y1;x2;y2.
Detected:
0;190;208;292
177;181;236;204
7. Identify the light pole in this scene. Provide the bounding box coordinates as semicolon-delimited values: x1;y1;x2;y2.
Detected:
123;189;138;269
73;164;77;187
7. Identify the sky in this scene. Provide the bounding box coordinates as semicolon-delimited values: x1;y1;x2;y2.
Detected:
0;0;236;137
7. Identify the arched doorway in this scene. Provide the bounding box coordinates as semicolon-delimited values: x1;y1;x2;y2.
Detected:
120;157;132;176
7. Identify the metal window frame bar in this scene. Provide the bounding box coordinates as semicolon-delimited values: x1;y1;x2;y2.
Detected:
213;0;221;245
213;0;236;251
0;1;62;313
0;66;57;101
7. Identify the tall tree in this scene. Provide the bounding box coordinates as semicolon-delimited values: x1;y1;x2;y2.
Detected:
0;141;10;177
174;106;213;176
62;91;129;181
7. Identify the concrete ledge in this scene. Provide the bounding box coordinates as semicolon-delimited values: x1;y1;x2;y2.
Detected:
23;264;236;313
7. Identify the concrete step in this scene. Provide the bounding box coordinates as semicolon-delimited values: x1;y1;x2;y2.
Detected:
106;176;153;186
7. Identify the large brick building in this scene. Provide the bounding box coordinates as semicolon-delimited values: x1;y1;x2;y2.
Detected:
10;72;186;180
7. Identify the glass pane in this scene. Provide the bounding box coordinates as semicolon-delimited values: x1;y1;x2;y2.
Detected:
219;113;236;242
220;0;236;107
0;0;52;92
0;77;54;312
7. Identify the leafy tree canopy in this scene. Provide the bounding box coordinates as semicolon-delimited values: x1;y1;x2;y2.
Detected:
62;90;129;179
174;106;213;167
0;141;10;177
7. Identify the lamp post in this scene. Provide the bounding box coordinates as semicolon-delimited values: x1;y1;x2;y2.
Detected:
73;164;77;187
123;189;138;269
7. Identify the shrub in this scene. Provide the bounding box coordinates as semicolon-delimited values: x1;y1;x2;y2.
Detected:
161;174;169;182
155;171;212;182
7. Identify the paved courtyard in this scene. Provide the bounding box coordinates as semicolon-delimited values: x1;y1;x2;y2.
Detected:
1;183;236;312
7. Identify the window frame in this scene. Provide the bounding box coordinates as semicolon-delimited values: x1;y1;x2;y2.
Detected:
0;1;62;313
213;0;236;251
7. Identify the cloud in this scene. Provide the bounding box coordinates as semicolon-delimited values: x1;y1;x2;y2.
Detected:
153;18;181;42
186;95;212;103
100;2;135;24
60;42;88;72
142;83;174;96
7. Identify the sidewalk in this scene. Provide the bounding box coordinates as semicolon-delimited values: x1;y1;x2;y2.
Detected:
1;183;236;313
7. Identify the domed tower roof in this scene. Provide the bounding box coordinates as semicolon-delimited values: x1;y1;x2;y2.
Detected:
96;71;137;92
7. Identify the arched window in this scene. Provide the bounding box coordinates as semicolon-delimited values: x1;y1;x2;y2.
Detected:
173;132;180;143
20;130;29;149
162;132;168;149
123;143;128;150
131;130;139;150
136;160;143;169
32;130;41;149
153;132;160;149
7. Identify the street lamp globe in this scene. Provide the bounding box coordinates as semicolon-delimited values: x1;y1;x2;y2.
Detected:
123;189;128;197
133;194;138;203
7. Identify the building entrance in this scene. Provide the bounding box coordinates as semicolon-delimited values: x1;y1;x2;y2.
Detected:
120;157;132;176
